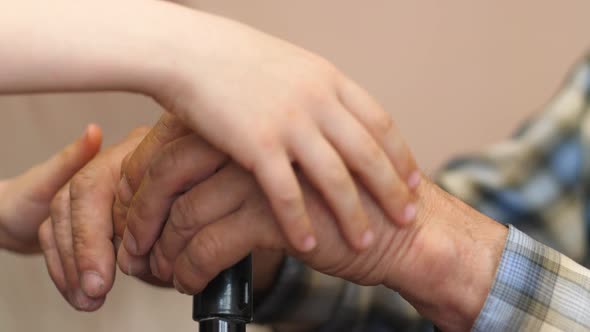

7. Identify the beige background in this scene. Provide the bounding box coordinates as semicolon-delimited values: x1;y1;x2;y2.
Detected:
1;1;589;331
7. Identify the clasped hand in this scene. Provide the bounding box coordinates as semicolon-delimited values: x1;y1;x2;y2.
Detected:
38;111;421;310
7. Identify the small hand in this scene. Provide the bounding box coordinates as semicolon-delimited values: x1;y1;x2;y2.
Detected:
146;13;420;253
0;125;101;253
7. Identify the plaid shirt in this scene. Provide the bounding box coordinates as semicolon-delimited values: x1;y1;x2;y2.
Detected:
255;54;590;331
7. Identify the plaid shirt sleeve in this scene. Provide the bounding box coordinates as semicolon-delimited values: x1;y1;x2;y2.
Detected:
255;55;590;332
444;55;590;331
473;225;590;331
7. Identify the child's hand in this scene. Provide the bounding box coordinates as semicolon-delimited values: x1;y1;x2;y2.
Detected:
0;125;101;253
122;12;420;255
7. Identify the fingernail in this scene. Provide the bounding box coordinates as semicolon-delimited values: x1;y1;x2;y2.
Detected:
123;230;138;255
118;246;148;276
301;235;317;252
70;288;100;311
150;252;162;280
127;256;148;277
403;203;417;224
85;123;100;139
118;176;133;206
81;271;105;298
407;171;421;190
360;229;375;248
173;276;187;294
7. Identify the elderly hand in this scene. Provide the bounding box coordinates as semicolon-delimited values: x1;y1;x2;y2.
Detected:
112;112;420;287
37;127;150;311
38;121;285;311
118;115;508;332
0;125;101;253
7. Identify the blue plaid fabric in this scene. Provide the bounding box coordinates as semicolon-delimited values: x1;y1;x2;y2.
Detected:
473;226;590;331
257;55;590;331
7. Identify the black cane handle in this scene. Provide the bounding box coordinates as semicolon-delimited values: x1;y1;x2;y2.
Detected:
193;255;253;331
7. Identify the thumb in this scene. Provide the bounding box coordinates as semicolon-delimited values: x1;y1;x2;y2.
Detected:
16;124;102;205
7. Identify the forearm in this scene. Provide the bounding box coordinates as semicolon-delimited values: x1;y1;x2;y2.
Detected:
0;0;207;97
388;181;507;332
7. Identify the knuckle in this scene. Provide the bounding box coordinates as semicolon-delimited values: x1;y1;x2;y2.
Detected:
189;231;220;275
316;57;340;78
244;135;281;172
368;110;394;137
125;205;146;233
305;55;340;84
156;113;188;137
323;164;351;193
255;130;281;154
357;142;385;173
146;142;183;182
273;188;302;214
169;198;200;236
384;176;409;207
50;190;69;221
69;171;96;202
71;226;90;259
112;203;128;236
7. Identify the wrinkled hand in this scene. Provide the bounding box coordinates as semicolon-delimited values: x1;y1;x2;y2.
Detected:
117;113;506;331
119;136;421;292
37;122;283;312
37;127;150;311
157;169;506;332
112;113;421;290
0;125;101;253
116;106;420;285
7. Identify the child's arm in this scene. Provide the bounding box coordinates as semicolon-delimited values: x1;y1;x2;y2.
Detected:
0;0;184;94
1;0;418;254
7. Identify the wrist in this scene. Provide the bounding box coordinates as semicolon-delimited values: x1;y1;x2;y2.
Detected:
385;180;507;331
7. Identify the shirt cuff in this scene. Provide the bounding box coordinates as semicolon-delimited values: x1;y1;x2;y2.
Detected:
472;225;590;331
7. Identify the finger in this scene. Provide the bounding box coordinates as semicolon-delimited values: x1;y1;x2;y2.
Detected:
173;208;282;295
254;151;316;253
288;120;373;250
122;134;226;256
113;151;134;238
69;166;120;300
11;125;102;222
50;186;78;291
318;106;415;226
151;163;254;281
39;218;67;297
117;113;191;207
50;185;104;311
116;245;150;277
337;77;420;190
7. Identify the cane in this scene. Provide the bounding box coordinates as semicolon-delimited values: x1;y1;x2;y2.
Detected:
193;255;253;332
